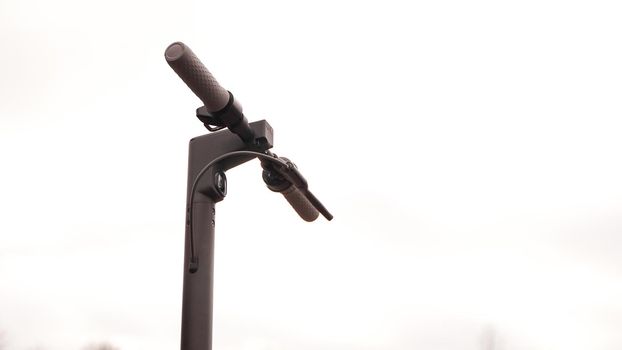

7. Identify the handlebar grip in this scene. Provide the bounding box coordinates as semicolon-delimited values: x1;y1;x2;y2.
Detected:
165;42;230;113
282;185;320;222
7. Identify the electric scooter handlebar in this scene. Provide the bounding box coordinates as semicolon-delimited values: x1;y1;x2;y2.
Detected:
165;42;254;142
261;157;332;222
165;41;230;113
282;186;320;222
166;41;332;222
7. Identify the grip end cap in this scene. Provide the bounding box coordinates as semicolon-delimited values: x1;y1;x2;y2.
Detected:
165;42;186;61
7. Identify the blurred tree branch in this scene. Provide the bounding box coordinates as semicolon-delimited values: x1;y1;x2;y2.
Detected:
81;342;119;350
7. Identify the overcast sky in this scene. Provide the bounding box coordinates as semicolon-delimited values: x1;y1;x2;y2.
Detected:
1;0;622;349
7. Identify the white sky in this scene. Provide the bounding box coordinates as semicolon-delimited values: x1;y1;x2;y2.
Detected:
1;0;622;349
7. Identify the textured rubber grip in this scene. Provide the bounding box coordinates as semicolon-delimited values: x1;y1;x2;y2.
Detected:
282;185;320;222
165;42;230;112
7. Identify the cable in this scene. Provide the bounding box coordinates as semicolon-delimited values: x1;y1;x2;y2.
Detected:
187;150;288;273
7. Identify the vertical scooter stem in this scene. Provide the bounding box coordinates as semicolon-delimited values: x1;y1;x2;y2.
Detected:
166;41;330;350
180;122;274;350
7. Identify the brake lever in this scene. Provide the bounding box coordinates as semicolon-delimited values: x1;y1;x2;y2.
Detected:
261;157;333;221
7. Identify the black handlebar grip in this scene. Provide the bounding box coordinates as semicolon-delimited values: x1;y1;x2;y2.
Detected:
165;42;230;113
282;185;320;222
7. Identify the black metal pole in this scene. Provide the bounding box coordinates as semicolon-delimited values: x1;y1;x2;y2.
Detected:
179;122;274;350
180;198;215;350
166;42;330;350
